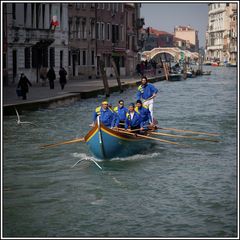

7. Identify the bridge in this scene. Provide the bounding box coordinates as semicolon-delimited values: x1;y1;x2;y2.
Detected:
140;47;199;62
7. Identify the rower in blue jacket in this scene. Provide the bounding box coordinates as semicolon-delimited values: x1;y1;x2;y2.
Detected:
125;103;143;130
135;99;153;129
113;100;128;128
136;76;158;120
91;101;116;128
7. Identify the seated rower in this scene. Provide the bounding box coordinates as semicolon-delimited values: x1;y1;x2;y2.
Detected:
125;103;144;131
135;100;154;129
113;100;128;128
91;101;116;128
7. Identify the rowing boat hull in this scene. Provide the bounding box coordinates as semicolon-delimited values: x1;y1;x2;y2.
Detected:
84;123;153;159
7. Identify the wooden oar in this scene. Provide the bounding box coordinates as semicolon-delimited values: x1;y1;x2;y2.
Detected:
116;129;189;147
41;137;85;149
149;131;219;142
156;126;220;137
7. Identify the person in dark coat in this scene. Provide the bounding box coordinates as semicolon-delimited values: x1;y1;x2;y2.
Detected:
47;66;56;89
59;67;67;90
17;73;32;100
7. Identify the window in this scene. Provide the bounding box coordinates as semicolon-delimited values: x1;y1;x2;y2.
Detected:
36;3;40;29
78;51;80;65
3;53;7;68
60;50;63;68
91;20;95;39
91;50;95;65
82;50;86;65
101;22;105;40
107;23;110;40
24;3;27;25
31;4;34;27
49;47;55;67
68;51;71;66
96;22;100;40
25;47;31;68
114;25;119;42
12;3;16;20
42;4;45;28
82;20;87;39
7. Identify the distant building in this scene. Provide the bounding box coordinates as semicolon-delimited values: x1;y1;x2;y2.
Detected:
143;27;174;51
4;3;69;85
205;3;237;63
174;25;199;52
68;3;142;79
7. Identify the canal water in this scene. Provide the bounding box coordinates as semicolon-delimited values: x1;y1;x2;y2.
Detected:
3;66;237;237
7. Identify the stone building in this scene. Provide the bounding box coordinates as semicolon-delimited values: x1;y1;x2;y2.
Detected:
205;3;237;63
174;25;199;52
3;3;69;85
68;3;142;79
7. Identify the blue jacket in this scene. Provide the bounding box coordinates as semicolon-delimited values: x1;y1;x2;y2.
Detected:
135;106;152;122
114;106;128;122
125;111;143;129
136;83;158;100
93;107;116;128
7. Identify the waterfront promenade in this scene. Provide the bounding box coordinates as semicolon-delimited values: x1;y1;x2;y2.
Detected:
3;73;165;115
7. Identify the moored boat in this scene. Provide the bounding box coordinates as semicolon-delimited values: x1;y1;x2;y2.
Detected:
168;73;183;81
84;119;155;159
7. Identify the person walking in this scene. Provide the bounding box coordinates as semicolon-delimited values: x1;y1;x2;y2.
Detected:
17;73;32;100
59;67;67;90
47;66;56;89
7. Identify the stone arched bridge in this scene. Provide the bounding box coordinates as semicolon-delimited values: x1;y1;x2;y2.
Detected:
141;47;199;62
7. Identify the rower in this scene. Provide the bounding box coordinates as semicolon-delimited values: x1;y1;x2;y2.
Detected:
113;100;128;128
91;101;116;128
125;103;143;131
136;76;158;120
135;100;154;129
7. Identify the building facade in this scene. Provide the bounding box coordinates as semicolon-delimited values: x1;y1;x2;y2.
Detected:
205;3;237;63
68;3;142;79
4;3;69;85
174;25;199;52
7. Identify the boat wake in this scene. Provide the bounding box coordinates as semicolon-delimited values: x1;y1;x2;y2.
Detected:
72;152;161;162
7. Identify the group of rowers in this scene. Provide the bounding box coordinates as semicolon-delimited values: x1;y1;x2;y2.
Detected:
90;76;158;131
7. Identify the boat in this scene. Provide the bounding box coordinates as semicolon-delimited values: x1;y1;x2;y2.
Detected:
202;71;211;75
186;71;193;78
211;62;219;67
84;118;155;159
168;73;183;81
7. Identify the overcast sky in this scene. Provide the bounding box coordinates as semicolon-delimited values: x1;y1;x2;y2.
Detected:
141;3;209;48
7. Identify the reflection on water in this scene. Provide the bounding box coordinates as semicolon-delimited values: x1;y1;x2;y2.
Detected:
3;66;237;237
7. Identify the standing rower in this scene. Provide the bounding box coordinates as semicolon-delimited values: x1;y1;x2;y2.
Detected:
136;76;158;120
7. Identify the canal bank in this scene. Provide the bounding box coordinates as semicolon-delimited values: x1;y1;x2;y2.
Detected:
3;74;165;115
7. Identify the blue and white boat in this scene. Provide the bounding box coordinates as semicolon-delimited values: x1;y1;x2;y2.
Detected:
84;118;154;159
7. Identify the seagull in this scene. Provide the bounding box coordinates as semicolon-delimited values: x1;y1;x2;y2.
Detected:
71;157;102;170
15;108;37;126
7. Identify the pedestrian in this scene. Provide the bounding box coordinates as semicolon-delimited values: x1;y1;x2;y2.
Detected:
17;73;32;100
47;66;56;89
136;76;158;120
59;67;67;90
40;67;48;86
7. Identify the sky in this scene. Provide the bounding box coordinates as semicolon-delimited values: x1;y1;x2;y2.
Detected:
141;3;209;48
